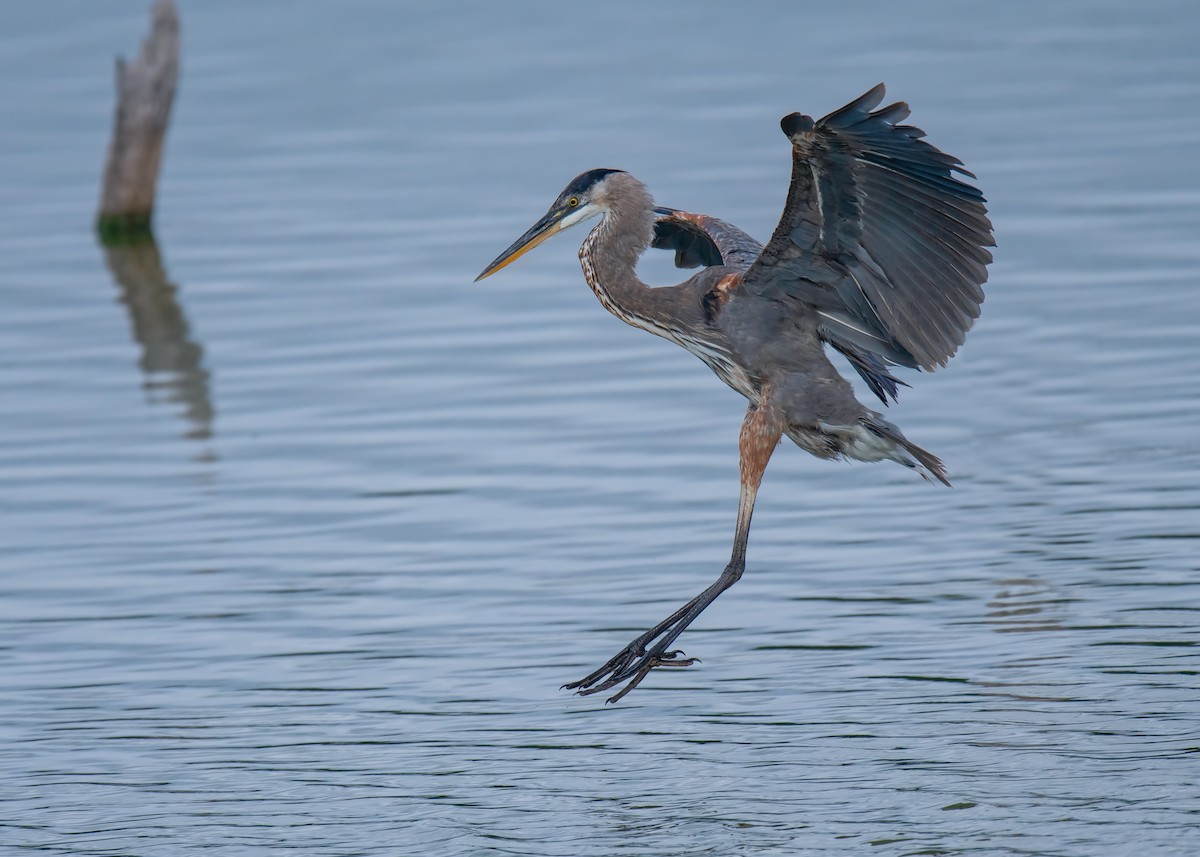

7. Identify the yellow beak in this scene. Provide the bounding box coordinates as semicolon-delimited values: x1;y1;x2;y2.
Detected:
475;208;567;281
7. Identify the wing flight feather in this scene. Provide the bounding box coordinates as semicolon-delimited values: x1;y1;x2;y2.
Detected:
741;84;994;370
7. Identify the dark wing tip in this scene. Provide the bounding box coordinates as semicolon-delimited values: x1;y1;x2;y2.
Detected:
874;100;911;124
753;85;994;374
861;82;887;105
780;112;815;140
819;83;888;127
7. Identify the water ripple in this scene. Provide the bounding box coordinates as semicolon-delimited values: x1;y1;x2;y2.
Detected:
2;1;1199;855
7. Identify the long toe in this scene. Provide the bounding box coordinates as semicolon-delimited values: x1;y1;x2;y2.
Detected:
561;643;644;691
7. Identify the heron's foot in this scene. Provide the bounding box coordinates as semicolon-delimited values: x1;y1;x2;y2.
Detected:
562;635;699;704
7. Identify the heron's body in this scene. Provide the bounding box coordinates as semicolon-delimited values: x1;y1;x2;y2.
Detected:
578;182;941;476
476;85;993;701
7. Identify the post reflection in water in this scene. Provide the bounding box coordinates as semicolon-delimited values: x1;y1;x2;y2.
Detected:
102;235;214;441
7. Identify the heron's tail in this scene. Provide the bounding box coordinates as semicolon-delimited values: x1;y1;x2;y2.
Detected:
861;418;951;486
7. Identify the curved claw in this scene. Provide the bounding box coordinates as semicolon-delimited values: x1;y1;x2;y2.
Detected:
656;650;700;667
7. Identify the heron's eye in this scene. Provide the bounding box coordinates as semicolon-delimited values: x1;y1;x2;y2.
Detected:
568;197;579;207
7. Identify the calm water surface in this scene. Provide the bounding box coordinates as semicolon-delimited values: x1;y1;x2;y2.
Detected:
2;2;1199;854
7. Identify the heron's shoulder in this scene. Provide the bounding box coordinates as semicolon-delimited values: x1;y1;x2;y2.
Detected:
672;266;743;326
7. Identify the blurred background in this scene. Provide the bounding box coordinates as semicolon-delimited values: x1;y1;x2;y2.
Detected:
1;1;1198;854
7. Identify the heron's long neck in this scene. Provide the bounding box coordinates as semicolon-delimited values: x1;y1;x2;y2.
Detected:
577;179;743;392
578;189;665;333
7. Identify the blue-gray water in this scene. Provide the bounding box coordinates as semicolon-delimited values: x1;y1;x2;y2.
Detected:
2;2;1199;854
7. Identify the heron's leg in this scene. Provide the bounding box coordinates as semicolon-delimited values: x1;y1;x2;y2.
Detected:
564;398;783;702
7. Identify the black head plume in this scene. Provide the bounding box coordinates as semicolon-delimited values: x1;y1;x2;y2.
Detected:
562;168;624;198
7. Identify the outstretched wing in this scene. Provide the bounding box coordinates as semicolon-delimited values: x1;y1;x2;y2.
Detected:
741;84;994;371
652;208;762;270
652;206;906;404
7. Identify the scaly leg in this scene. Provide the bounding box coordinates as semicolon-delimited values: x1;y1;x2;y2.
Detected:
564;398;783;703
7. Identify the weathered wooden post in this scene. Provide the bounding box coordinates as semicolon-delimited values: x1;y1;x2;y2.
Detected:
97;0;210;437
96;0;179;241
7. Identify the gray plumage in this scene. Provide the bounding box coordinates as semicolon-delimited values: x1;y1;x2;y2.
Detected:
652;207;907;404
753;85;993;372
476;85;994;702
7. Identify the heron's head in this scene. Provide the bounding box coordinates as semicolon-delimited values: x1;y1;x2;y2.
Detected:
475;168;625;281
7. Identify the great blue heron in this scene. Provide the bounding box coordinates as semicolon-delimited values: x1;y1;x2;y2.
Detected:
476;84;994;702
